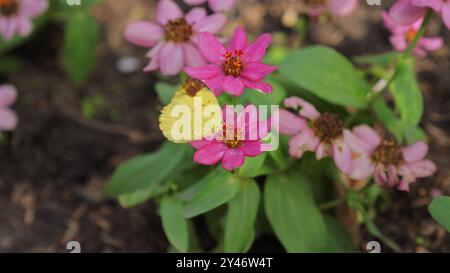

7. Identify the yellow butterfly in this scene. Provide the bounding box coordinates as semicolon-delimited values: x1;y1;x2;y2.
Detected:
159;79;222;143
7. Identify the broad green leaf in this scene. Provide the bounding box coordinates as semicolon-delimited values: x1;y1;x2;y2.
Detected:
155;82;177;105
279;46;370;108
319;215;355;253
389;57;423;128
183;171;241;218
118;187;155;208
161;196;189;252
63;10;100;84
428;196;450;232
238;153;267;178
372;99;403;142
264;171;327;252
106;142;187;196
224;179;260;252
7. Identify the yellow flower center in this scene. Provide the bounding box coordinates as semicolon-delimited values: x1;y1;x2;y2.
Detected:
164;18;193;43
372;140;404;166
222;124;243;148
222;50;244;77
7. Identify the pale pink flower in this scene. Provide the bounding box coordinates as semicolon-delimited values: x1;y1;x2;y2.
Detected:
278;97;352;174
184;0;236;12
0;84;18;131
305;0;358;17
0;0;48;40
390;0;450;29
185;27;277;96
345;125;437;191
191;104;270;171
124;0;226;76
382;11;443;56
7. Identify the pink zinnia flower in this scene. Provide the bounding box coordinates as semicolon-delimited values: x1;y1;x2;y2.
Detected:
305;0;358;17
382;11;443;56
124;0;226;76
185;27;277;96
0;84;18;131
0;0;48;40
191;105;271;171
345;125;437;191
278;97;352;174
390;0;450;29
184;0;236;12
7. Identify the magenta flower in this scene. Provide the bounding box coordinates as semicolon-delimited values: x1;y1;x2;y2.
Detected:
184;0;236;12
191;105;271;171
345;125;437;191
0;0;48;40
390;0;450;29
382;11;443;56
124;0;226;76
278;97;352;174
0;84;18;131
305;0;358;17
185;27;277;96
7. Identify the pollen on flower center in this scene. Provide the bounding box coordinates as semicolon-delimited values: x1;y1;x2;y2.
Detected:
0;0;19;16
183;78;205;97
372;140;404;166
406;28;417;43
312;112;343;142
164;18;193;43
222;51;244;77
222;124;243;148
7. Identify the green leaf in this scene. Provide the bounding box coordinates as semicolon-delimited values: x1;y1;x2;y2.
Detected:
224;179;260;253
161;196;189;252
183;171;241;218
389;57;423;128
238;153;267;178
106;142;187;196
240;78;286;108
155;82;177;105
372;99;403;142
319;215;355;253
118;187;155;208
428;196;450;232
62;10;100;85
354;52;399;68
264;171;327;252
279;46;370;108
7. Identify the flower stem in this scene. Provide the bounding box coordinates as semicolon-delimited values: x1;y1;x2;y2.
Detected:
319;197;346;210
404;9;433;56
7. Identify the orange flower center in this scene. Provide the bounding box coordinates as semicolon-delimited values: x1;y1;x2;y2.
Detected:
406;28;417;44
164;18;193;43
0;0;18;16
372;140;404;166
222;124;243;148
222;50;244;77
311;112;343;143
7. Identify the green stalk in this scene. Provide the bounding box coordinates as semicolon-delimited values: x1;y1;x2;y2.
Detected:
404;9;433;56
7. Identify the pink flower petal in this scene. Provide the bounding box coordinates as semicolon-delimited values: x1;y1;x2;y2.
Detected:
221;149;245;170
349;155;375;180
185;7;207;24
243;33;272;63
332;141;352;174
387;165;399;187
277;109;307;136
240;141;262;157
328;0;358;17
124;21;164;48
194;13;227;34
222;76;244;96
185;65;222;79
0;107;18;131
442;1;450;29
184;0;207;5
20;0;49;17
242;63;277;81
288;128;320;158
209;0;236;12
194;142;228;165
284;97;320;120
191;140;212;149
230;27;247;51
352;125;381;149
0;84;17;107
198;32;226;64
156;0;184;25
159;42;184;76
405;159;437;178
343;130;374;155
241;79;273;94
402;141;428;162
389;0;426;25
183;42;207;67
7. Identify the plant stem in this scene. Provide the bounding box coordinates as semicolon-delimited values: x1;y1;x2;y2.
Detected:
319;197;346;210
232;96;238;106
404;9;433;56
